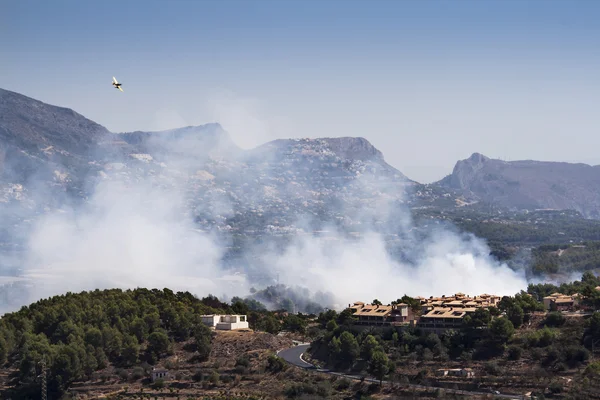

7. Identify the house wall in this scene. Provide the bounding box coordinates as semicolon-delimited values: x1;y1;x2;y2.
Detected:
201;315;220;327
417;316;464;334
216;320;250;330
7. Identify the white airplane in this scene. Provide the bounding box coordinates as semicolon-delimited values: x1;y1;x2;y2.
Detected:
112;76;123;92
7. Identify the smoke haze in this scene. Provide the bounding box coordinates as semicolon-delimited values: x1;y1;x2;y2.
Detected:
0;95;530;314
21;178;248;307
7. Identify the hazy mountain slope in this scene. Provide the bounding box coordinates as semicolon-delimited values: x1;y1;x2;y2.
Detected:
0;89;117;208
246;137;412;181
437;152;600;218
0;88;109;154
0;88;432;249
117;123;243;165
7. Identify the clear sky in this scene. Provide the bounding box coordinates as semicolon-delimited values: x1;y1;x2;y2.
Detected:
2;0;600;183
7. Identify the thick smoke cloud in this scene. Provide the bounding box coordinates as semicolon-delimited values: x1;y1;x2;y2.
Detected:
18;177;248;309
265;228;527;311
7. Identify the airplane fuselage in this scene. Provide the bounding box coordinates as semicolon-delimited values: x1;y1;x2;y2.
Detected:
112;83;121;88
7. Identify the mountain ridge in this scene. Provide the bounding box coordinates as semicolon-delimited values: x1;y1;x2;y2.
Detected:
437;152;600;218
4;87;600;220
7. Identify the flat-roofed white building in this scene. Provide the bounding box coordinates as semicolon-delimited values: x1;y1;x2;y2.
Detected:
201;314;249;330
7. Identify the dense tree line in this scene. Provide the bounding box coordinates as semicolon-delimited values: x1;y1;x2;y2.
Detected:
442;210;600;245
527;271;600;300
530;241;600;275
310;306;518;383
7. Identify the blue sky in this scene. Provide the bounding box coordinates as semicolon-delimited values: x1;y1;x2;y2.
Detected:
2;0;600;182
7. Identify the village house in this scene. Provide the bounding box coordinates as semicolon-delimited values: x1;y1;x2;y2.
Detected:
347;293;501;332
151;367;169;382
417;307;479;334
348;302;414;327
201;314;249;330
413;292;503;334
542;293;580;311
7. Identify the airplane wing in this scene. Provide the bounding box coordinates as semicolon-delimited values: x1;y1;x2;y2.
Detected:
118;86;124;92
113;76;118;84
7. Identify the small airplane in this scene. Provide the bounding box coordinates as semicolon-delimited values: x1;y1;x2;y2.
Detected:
112;76;124;92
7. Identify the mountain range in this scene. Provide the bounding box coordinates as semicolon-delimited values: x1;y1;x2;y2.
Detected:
3;87;600;220
438;152;600;218
2;87;600;251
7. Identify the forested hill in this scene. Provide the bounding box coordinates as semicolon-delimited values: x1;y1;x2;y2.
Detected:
0;288;254;398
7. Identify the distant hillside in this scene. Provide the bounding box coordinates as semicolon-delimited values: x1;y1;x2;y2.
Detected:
117;123;243;165
0;88;111;186
246;137;412;182
0;88;109;155
437;152;600;218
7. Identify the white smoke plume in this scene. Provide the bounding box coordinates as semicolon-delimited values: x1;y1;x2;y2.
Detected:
204;89;292;149
0;94;531;314
266;228;527;311
19;177;248;307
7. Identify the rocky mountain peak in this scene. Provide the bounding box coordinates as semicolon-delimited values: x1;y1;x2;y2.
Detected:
437;152;600;218
319;137;384;162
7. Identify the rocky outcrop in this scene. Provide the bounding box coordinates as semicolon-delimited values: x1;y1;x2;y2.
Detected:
437;152;600;218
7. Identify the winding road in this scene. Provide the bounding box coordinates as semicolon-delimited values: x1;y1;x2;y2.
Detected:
278;343;315;369
277;344;524;399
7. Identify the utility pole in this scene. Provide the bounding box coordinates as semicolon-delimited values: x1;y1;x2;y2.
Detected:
592;338;600;360
39;356;47;400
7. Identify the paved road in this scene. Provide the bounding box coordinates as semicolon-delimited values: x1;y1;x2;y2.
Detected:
277;344;315;369
278;344;523;399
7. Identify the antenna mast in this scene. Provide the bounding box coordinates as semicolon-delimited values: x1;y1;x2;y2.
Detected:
39;356;47;400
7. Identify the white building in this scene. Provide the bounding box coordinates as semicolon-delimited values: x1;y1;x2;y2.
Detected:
201;315;221;327
201;314;249;330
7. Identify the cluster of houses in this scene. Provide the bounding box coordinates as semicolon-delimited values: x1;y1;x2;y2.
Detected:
348;287;600;333
417;293;502;334
349;293;514;334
